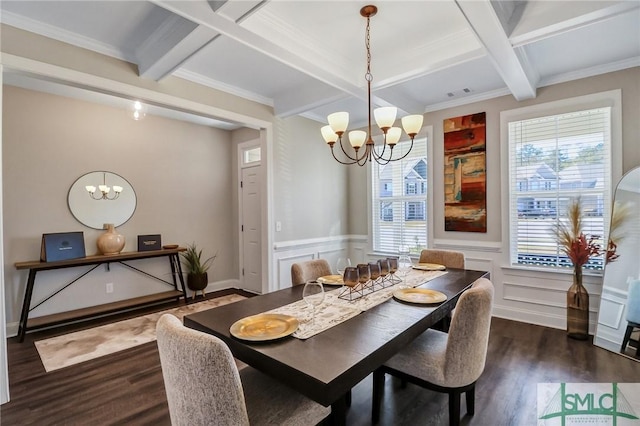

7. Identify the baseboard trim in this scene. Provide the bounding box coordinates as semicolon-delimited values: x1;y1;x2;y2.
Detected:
492;304;595;335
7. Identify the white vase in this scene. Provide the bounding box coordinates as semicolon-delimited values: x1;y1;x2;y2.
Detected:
97;223;125;255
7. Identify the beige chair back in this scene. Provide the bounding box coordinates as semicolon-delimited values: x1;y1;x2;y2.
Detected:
156;314;250;426
419;249;465;269
443;278;494;387
291;259;332;286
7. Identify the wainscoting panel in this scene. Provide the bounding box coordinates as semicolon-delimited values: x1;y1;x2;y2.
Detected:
465;257;494;277
275;252;316;290
271;235;363;291
594;285;628;352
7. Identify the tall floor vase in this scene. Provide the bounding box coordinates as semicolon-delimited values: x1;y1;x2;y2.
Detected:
566;266;589;340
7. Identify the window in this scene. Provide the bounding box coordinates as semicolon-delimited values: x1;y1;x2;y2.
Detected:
242;146;261;166
506;103;615;271
372;139;428;254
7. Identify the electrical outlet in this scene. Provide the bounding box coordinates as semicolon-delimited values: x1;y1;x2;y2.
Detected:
106;282;114;293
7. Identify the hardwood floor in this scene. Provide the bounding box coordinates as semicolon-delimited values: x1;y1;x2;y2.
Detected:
2;291;639;425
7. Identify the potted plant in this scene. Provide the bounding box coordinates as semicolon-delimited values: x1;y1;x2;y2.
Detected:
180;243;216;299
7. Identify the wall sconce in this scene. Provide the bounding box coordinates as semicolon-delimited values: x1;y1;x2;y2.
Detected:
85;172;123;200
130;100;147;121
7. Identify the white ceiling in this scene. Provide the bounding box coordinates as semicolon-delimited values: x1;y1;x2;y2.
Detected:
1;0;639;130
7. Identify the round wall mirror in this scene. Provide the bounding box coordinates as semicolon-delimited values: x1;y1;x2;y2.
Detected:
68;171;137;229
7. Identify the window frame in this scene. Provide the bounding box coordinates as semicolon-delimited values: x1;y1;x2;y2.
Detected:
368;126;434;256
500;90;623;274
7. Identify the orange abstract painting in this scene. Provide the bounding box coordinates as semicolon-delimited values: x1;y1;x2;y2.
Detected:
443;112;487;232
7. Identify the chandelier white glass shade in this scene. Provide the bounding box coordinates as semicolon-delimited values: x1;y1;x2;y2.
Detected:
85;172;123;200
320;5;423;166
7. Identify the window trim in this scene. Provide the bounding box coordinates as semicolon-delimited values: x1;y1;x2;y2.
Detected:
500;90;623;273
368;126;434;255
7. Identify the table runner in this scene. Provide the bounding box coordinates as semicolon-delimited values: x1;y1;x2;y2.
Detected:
268;269;447;339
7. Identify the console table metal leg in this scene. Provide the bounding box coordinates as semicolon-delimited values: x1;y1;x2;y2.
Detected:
169;254;187;302
18;269;37;342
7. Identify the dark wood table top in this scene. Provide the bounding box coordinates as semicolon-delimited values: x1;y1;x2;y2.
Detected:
184;268;489;408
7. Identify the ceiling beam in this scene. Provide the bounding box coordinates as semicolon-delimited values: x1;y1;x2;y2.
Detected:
149;0;367;100
509;1;640;47
137;0;265;81
455;0;537;101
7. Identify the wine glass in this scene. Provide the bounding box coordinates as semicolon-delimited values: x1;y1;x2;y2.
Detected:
398;254;413;288
302;281;324;324
387;257;399;284
336;257;351;276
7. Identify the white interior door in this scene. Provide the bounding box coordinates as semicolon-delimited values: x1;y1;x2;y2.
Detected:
239;143;262;293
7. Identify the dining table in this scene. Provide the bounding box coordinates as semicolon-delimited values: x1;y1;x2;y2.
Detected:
184;267;489;425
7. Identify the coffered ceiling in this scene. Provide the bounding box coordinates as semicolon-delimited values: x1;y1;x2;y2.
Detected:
1;0;639;129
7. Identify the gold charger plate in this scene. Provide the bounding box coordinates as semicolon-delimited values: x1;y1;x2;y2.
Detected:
393;288;447;304
412;263;446;271
230;314;299;342
317;275;344;286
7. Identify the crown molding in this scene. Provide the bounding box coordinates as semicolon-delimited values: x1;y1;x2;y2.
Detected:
538;56;640;88
424;87;512;113
173;68;274;107
0;10;133;63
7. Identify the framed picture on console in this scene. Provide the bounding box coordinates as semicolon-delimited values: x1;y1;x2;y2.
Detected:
138;234;162;251
40;232;86;262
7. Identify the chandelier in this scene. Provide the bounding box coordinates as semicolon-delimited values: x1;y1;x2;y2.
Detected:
320;5;423;166
85;172;123;200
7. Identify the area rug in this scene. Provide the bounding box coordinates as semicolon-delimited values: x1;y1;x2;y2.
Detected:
35;294;246;372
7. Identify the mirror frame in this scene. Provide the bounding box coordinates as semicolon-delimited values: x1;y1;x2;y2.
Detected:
67;171;137;229
594;166;640;360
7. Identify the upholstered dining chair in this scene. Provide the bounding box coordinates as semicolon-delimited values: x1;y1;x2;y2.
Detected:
372;278;494;426
291;259;332;286
156;314;330;426
419;249;465;332
621;279;640;357
419;249;465;269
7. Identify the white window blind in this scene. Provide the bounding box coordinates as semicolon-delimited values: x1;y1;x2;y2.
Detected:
372;138;428;254
508;107;612;270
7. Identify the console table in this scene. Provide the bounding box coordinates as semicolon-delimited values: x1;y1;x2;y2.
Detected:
14;248;187;342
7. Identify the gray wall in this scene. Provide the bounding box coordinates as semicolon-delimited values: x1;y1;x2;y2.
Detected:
2;86;235;320
272;116;349;242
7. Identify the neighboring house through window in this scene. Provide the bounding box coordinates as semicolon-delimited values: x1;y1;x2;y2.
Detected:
372;138;428;254
502;91;621;271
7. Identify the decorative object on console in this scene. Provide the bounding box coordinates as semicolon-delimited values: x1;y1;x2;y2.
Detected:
319;5;423;166
137;234;161;251
553;197;601;340
40;232;86;262
181;243;217;299
85;171;123;200
97;223;126;255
